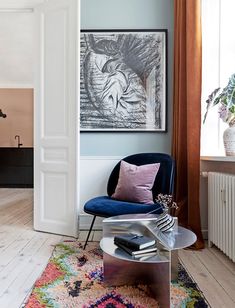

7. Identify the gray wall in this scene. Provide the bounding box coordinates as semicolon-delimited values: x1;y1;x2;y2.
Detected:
80;0;174;156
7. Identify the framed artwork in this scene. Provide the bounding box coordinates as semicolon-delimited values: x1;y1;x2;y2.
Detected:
80;29;167;131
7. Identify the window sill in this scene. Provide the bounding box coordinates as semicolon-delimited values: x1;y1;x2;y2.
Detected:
200;156;235;162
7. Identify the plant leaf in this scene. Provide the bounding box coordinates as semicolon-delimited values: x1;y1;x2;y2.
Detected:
203;87;220;123
213;74;235;108
226;73;235;108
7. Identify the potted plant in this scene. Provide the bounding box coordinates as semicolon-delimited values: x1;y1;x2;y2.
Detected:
204;73;235;156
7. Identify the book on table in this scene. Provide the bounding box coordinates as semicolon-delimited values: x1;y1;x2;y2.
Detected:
114;233;156;250
133;252;158;261
114;241;157;257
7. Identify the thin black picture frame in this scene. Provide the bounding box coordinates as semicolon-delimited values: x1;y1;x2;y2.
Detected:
80;29;168;132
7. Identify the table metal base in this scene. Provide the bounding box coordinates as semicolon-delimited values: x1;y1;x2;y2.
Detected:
101;214;197;308
103;252;171;307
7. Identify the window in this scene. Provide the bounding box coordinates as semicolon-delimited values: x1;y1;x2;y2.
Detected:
201;0;235;156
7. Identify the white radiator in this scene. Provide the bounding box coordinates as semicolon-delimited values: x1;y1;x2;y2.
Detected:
208;172;235;262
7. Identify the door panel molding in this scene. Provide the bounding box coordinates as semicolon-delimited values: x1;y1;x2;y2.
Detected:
34;0;79;237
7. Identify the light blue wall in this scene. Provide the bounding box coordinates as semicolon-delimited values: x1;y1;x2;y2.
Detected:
80;0;174;156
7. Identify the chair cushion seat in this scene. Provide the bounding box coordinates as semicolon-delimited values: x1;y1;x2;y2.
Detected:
84;196;164;217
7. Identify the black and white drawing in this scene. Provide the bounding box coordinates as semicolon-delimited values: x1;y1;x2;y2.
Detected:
80;30;167;131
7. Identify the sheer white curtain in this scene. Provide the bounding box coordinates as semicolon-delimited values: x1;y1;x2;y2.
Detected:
201;0;235;156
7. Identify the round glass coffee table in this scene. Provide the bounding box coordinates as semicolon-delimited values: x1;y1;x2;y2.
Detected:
100;214;196;308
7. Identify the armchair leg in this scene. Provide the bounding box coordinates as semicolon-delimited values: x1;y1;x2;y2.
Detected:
83;215;96;250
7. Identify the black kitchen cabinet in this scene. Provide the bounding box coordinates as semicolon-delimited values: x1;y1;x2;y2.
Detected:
0;148;33;187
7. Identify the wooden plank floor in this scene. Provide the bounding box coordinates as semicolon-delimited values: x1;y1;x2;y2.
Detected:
0;189;67;308
179;245;235;308
0;189;234;308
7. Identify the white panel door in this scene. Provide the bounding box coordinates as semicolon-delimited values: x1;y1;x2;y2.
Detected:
34;0;79;236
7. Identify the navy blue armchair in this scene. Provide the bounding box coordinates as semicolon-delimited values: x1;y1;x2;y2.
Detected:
83;153;175;249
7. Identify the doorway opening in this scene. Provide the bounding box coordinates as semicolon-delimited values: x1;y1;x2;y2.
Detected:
0;7;35;230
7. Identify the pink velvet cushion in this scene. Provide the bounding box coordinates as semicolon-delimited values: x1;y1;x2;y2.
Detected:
111;160;160;204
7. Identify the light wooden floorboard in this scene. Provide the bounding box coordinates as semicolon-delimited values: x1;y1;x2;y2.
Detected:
179;245;235;308
0;189;235;308
0;189;70;308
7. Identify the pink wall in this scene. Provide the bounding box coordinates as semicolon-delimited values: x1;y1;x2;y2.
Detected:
0;89;33;147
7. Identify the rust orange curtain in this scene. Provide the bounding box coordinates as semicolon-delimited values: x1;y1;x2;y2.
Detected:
172;0;204;249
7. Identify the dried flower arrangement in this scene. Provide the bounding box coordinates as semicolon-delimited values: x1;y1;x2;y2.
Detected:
155;194;178;211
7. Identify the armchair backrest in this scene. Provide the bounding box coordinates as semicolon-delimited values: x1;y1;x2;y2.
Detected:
107;153;175;200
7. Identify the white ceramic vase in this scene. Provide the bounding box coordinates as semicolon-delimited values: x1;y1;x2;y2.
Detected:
223;125;235;156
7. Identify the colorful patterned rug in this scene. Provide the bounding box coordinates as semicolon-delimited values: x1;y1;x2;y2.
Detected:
25;241;208;308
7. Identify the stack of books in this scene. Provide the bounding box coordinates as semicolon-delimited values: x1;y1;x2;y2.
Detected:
114;233;157;259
